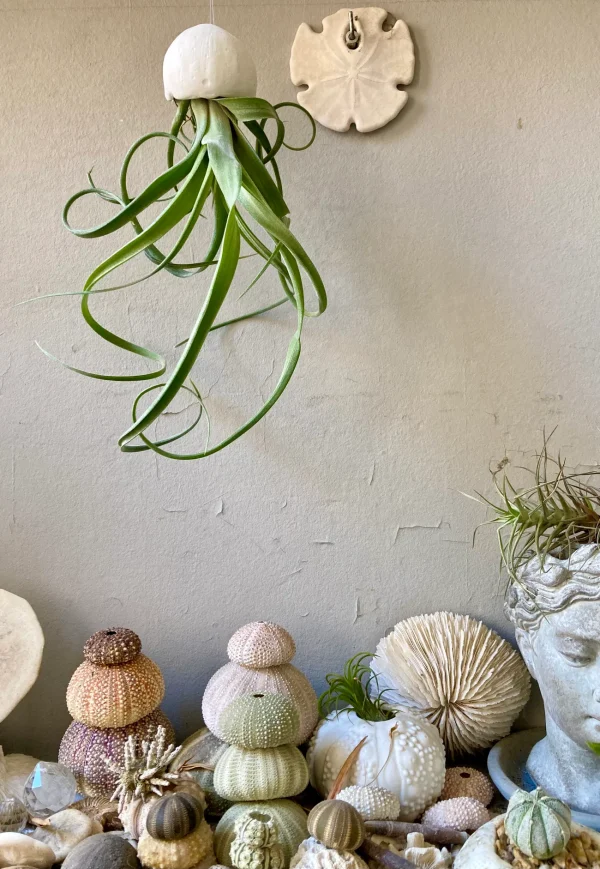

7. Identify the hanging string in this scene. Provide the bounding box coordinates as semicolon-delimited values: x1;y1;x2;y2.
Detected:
209;0;215;25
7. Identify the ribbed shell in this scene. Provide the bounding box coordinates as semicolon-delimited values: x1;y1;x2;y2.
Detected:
505;788;571;860
84;628;142;665
307;801;365;851
216;800;308;866
59;709;174;798
421;798;490;832
67;654;165;728
441;768;495;806
137;818;213;869
291;838;369;869
228;622;296;668
203;662;318;745
169;727;230;818
337;786;400;821
214;744;309;801
219;694;300;749
146;793;203;841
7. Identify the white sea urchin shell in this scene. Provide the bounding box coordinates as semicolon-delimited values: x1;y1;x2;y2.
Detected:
371;612;531;758
337;786;400;821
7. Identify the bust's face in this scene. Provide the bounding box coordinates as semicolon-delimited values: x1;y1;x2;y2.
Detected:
519;600;600;748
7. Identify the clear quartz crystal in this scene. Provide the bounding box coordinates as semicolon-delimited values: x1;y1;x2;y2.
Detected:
0;796;28;832
23;761;78;818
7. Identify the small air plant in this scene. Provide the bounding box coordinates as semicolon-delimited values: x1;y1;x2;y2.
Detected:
319;653;395;723
34;24;325;460
108;726;182;812
470;433;600;583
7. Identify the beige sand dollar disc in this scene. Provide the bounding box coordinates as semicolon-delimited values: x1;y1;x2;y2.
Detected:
0;590;44;723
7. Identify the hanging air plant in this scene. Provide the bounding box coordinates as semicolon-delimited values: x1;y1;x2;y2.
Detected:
38;24;326;459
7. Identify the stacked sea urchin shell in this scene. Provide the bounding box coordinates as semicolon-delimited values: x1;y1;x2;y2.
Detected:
59;628;175;798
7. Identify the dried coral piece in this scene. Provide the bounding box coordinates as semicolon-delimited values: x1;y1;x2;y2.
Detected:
372;612;531;757
403;832;452;869
291;837;369;869
421;798;490;833
441;768;494;806
227;623;296;669
109;726;183;812
83;628;142;665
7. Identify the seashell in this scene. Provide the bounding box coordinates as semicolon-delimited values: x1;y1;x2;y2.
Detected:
307;801;365;851
0;833;55;869
337;787;400;822
120;797;158;840
440;768;494;807
0;799;27;834
59;709;175;798
421;798;490;832
68;797;120;830
146;793;204;842
31;808;99;862
138;818;213;869
61;832;141;869
168;728;230;818
216;800;307;866
67;654;165;728
371;612;531;758
504;788;571;860
230;810;285;869
403;832;452;869
0;591;44;725
203;662;318;746
227;623;296;669
214;744;309;802
83;628;142;666
290;838;368;869
219;694;300;749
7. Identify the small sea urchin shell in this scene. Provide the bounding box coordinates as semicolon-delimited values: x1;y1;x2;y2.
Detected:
138;817;213;869
307;801;365;851
440;768;494;806
227;623;296;669
337;786;400;821
219;694;300;749
146;792;204;841
83;628;142;665
421;798;490;832
372;612;531;757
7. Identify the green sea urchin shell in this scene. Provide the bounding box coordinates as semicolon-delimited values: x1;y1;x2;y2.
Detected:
215;800;307;866
307;800;365;851
505;788;571;860
219;694;300;749
214;744;309;802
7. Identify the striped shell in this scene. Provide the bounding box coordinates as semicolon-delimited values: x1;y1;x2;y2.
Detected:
505;788;571;860
67;654;165;728
203;662;318;745
146;793;203;841
307;801;365;851
138;817;213;869
59;709;175;798
219;694;300;749
216;800;307;866
214;744;309;802
83;628;142;665
228;623;296;668
169;727;230;818
337;786;400;821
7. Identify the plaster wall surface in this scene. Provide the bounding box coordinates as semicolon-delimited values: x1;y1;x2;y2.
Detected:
1;0;599;757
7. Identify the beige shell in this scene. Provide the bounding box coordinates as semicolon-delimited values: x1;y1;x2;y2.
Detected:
203;663;317;746
290;838;368;869
137;818;213;869
371;612;531;758
31;809;101;862
0;832;55;869
66;655;165;728
441;768;494;806
290;8;414;133
227;623;296;669
0;591;44;725
421;798;490;833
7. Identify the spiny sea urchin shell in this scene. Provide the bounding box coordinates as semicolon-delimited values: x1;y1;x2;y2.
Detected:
227;622;296;669
371;612;531;758
440;768;494;806
337;786;400;821
67;654;165;728
218;693;300;749
214;744;309;802
421;797;490;832
59;709;175;798
84;628;142;665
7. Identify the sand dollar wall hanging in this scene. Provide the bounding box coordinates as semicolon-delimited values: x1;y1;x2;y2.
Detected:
290;8;415;133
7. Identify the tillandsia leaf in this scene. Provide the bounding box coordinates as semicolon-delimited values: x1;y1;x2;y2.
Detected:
319;653;396;723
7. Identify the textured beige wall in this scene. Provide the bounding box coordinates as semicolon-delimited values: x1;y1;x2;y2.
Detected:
1;0;599;758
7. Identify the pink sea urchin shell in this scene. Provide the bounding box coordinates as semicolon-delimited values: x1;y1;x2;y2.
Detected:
441;768;494;806
421;797;490;832
227;622;296;669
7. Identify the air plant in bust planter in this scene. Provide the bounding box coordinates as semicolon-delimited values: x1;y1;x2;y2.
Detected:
40;24;326;459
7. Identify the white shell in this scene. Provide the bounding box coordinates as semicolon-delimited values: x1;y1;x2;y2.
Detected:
307;711;445;822
403;833;452;869
163;24;257;101
32;809;100;862
290;8;414;133
0;832;55;869
337;786;400;821
0;590;44;724
371;612;531;758
291;838;368;869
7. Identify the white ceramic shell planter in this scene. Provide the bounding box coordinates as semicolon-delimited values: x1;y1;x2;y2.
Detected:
290;7;415;133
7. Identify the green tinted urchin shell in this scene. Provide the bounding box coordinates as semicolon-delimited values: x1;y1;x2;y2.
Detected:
307;800;366;851
215;800;307;866
214;744;309;801
146;792;204;841
168;726;231;817
219;693;300;749
505;788;571;860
